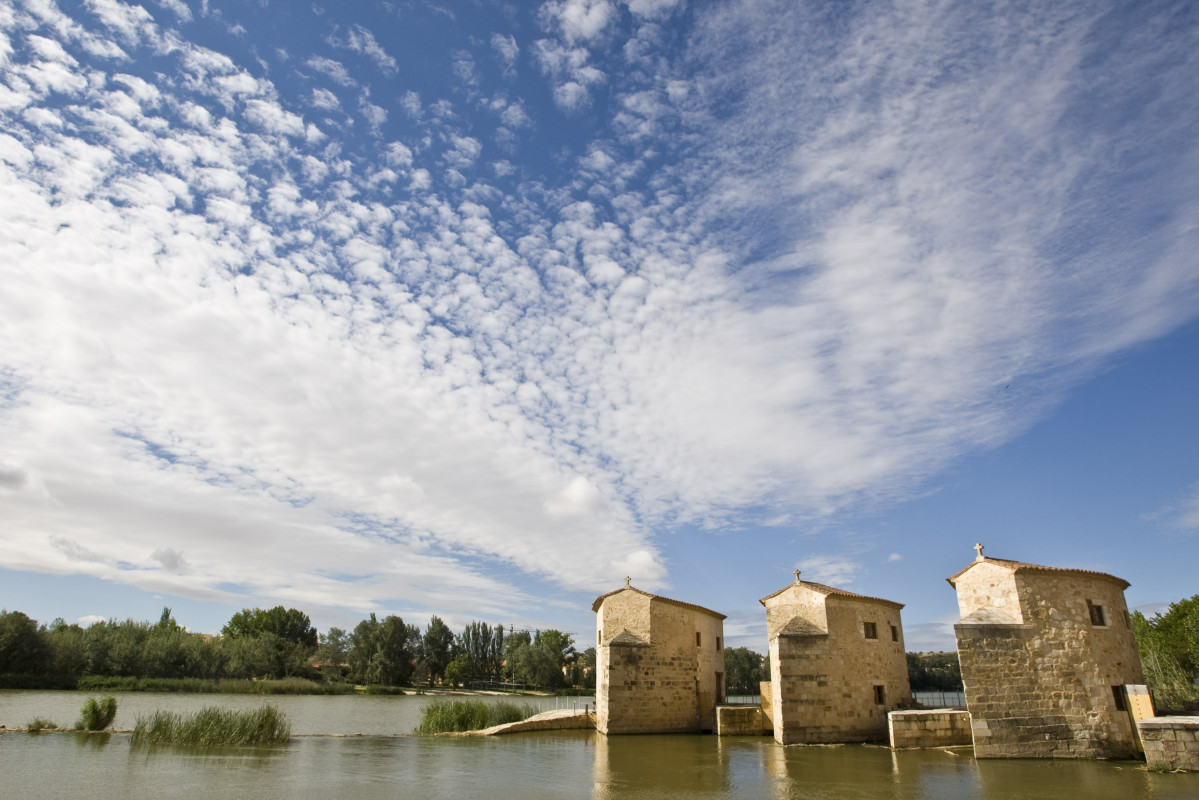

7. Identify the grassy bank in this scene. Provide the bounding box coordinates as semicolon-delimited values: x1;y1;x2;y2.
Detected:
416;699;540;734
131;704;291;746
0;675;356;694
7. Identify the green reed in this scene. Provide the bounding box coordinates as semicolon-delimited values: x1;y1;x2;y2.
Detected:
416;699;540;734
75;696;118;730
130;704;291;746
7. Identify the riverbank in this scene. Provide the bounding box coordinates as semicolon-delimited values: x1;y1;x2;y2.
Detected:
0;675;577;697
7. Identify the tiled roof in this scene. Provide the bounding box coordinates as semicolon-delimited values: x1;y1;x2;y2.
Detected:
758;580;904;609
591;586;726;619
945;557;1130;589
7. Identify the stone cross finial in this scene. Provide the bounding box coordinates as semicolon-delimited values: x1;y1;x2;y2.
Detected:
624;576;631;588
974;542;985;561
794;569;801;584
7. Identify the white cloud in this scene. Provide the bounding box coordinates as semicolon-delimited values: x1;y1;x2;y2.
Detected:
328;24;397;75
795;555;861;587
540;0;615;43
490;32;518;75
1;0;1198;627
310;87;339;110
153;0;192;22
534;39;606;111
306;55;355;87
625;0;681;18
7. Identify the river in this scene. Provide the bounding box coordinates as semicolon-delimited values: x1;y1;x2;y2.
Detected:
2;691;1196;799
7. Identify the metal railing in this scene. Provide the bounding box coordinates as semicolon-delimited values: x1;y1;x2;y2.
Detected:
912;690;966;708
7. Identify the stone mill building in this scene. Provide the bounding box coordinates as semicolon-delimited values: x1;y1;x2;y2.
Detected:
593;579;727;734
760;571;911;744
948;545;1146;759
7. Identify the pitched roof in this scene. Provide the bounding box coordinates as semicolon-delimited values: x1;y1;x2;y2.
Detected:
591;586;726;619
758;580;904;609
607;629;650;646
776;616;828;637
945;556;1130;590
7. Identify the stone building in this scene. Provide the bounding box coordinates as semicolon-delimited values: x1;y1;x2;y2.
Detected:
948;544;1146;759
761;571;911;744
593;579;727;734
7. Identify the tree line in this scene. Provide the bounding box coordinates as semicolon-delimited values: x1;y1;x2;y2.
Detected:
1133;595;1199;710
0;606;595;690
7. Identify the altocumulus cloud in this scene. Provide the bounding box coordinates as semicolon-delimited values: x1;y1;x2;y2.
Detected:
0;0;1197;625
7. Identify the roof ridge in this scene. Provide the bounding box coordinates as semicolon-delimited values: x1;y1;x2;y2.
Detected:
946;556;1130;589
592;586;726;619
759;580;904;608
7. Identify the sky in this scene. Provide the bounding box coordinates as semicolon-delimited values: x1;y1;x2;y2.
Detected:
1;0;1197;653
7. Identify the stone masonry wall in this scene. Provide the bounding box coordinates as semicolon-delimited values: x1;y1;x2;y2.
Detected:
768;589;911;745
955;569;1144;759
1138;717;1199;772
888;709;973;749
716;705;771;736
597;590;725;734
954;561;1023;622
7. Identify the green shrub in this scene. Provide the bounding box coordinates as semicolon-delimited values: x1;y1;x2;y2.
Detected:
25;717;57;733
130;704;291;746
75;696;118;731
416;699;539;734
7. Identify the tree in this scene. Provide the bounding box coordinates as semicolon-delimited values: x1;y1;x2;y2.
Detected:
723;647;768;695
222;607;317;679
906;652;963;692
0;610;49;675
348;614;416;686
456;621;504;684
1133;596;1199;709
422;616;454;687
315;627;348;665
580;647;596;689
223;607;317;648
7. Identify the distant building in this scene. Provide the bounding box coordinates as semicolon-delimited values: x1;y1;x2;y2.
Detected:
761;571;911;744
593;579;726;734
948;544;1146;758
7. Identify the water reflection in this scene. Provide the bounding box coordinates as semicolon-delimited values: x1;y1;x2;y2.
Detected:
3;716;1199;799
591;733;733;798
72;730;114;750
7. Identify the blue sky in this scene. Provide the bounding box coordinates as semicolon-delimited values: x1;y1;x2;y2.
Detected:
1;0;1196;653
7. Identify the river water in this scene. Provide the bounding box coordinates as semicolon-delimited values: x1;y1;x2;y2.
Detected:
2;691;1196;799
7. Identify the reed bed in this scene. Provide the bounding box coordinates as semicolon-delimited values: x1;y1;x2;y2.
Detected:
416;699;540;734
130;704;291;746
25;717;58;733
75;696;117;731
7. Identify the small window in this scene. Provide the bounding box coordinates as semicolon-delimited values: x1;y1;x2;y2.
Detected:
696;632;702;647
890;624;899;642
1087;601;1107;627
716;636;722;651
873;685;886;705
1112;685;1126;712
863;622;878;640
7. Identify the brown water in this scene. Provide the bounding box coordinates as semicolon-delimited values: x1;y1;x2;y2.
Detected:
2;692;1196;799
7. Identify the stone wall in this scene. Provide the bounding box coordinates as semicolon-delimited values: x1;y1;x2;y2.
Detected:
766;587;911;745
716;705;771;736
954;560;1023;622
888;709;973;749
1138;717;1199;772
596;588;725;734
954;568;1144;759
